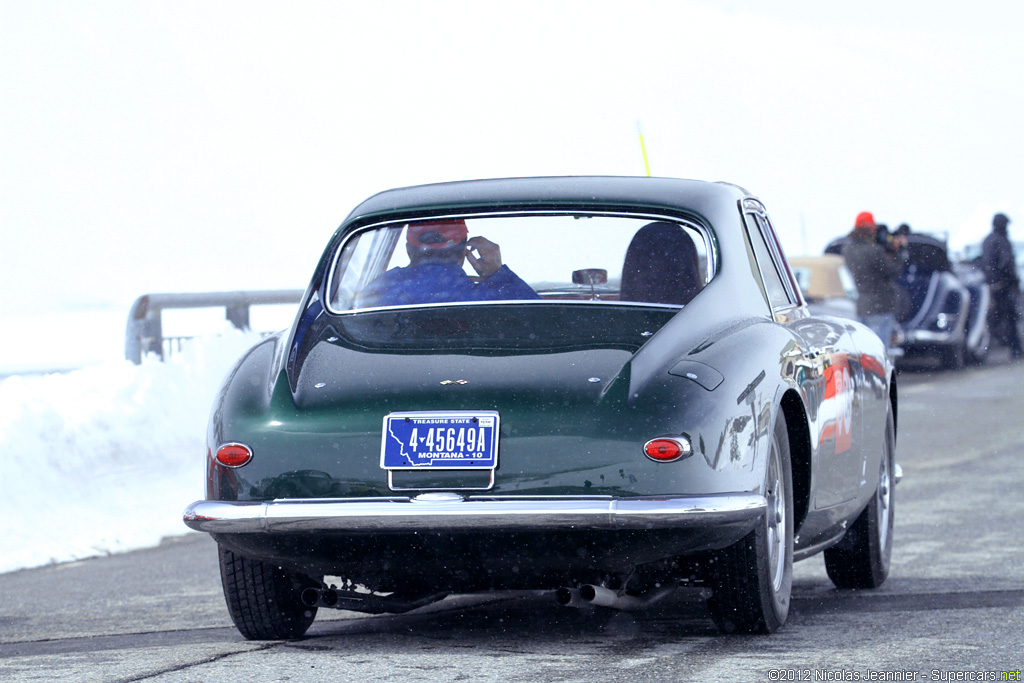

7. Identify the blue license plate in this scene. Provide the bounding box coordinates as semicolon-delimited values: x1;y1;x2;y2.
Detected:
381;411;500;470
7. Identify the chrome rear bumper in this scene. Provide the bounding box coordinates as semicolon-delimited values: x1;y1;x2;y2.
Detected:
183;493;766;534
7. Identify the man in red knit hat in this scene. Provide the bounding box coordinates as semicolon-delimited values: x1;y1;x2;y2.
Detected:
841;211;907;354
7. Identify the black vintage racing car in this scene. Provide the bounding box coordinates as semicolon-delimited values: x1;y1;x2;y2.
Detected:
826;233;989;369
185;177;899;639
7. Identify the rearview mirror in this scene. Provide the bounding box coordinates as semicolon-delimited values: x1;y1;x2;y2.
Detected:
572;269;608;286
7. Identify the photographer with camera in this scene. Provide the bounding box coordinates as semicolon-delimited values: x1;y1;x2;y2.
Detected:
842;211;908;353
874;222;910;259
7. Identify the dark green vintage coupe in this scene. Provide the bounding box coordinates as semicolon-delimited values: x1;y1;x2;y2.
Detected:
184;176;898;639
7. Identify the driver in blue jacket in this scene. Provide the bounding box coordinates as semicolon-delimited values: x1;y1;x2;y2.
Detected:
357;219;539;308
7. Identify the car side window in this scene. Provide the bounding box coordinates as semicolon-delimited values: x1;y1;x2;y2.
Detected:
744;212;793;309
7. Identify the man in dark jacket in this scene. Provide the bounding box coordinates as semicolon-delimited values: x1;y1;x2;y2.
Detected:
981;213;1022;358
842;211;907;351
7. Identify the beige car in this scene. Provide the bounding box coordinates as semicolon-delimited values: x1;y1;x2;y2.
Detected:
790;254;904;358
788;254;858;319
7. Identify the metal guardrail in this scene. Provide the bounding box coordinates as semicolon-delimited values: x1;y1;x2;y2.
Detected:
125;290;305;364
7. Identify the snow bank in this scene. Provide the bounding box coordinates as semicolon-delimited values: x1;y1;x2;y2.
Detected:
0;327;266;574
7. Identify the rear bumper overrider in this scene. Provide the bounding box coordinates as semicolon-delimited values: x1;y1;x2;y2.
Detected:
183;493;766;534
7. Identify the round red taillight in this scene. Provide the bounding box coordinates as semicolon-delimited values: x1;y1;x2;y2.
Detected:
215;443;253;468
643;436;692;463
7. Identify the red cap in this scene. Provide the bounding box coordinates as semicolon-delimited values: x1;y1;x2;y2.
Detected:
406;220;468;249
854;212;875;229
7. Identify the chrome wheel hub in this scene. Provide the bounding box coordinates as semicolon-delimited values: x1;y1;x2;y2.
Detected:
765;438;787;592
877;447;891;550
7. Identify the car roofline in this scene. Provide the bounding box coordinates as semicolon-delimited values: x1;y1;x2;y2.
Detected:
340;176;750;229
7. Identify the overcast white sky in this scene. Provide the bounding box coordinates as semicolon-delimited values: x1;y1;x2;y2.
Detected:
2;0;1023;316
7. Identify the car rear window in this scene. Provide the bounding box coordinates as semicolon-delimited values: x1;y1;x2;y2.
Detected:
326;213;714;313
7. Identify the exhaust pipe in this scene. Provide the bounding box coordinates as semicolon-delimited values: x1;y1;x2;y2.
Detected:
302;587;343;608
556;583;677;612
301;587;320;607
554;587;586;608
300;587;447;614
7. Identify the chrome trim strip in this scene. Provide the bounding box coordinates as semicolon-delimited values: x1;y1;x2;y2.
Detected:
183;494;766;534
905;329;956;344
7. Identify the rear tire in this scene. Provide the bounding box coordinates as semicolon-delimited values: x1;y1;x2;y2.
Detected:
824;406;895;589
219;545;318;640
707;410;794;634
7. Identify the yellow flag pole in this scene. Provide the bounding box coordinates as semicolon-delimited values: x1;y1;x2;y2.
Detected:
636;121;651;177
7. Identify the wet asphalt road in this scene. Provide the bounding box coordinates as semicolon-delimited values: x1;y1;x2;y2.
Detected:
2;349;1023;682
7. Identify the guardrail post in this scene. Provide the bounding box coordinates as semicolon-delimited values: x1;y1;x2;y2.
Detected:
225;304;250;330
125;295;164;363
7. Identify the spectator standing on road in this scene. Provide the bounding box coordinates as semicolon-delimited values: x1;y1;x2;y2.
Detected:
981;212;1022;359
841;211;907;351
